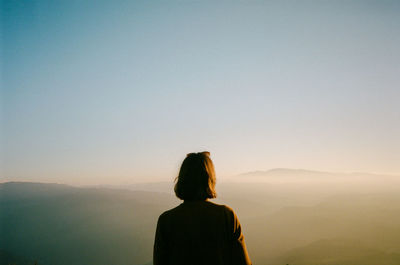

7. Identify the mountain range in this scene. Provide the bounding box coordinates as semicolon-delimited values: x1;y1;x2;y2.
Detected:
2;174;400;265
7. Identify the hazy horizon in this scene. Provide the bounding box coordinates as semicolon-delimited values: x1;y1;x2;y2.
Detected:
2;177;400;265
2;167;400;187
2;0;400;185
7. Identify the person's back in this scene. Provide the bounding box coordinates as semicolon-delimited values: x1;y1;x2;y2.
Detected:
153;152;252;265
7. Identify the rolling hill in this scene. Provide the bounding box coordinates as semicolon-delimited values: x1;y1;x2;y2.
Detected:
2;178;400;265
0;182;178;265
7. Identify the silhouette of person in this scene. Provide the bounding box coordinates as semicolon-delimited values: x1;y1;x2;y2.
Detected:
154;152;252;265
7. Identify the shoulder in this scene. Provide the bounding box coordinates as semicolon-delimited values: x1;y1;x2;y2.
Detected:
221;204;235;214
207;202;237;219
216;203;235;215
157;204;183;222
203;201;232;211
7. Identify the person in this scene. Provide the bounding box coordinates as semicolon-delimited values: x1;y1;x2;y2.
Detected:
153;151;252;265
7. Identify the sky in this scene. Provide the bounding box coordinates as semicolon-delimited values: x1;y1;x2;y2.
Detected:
1;0;400;185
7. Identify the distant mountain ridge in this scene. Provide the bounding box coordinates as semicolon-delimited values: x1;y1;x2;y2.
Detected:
239;168;333;176
2;179;400;265
233;168;400;182
0;181;178;265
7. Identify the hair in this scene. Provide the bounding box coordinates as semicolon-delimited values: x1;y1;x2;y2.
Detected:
174;151;217;201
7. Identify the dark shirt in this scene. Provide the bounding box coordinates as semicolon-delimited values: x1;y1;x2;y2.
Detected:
153;200;252;265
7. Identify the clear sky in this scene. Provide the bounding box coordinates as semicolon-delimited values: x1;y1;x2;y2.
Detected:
2;0;399;185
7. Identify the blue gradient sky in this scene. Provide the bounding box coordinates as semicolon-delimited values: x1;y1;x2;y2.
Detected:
2;0;400;184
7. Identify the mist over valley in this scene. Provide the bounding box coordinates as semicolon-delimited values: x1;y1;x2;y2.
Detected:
2;169;400;265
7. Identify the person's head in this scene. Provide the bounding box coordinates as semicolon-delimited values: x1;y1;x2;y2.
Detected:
174;151;217;201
